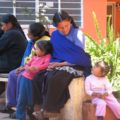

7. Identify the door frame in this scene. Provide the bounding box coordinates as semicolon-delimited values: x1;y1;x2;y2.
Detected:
107;2;116;36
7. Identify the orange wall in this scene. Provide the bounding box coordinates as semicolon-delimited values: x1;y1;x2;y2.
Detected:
108;0;120;36
83;0;107;41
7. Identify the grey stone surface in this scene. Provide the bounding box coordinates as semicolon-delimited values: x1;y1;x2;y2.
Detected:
0;113;13;120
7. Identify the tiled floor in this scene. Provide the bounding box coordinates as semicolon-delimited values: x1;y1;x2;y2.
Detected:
0;113;13;120
0;97;14;120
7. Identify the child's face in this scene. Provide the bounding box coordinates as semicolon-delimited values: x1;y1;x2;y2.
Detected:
92;65;103;77
34;45;45;57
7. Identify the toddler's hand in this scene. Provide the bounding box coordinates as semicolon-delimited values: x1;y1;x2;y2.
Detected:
92;92;102;98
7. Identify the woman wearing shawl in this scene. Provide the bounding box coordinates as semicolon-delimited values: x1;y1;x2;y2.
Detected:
33;10;91;119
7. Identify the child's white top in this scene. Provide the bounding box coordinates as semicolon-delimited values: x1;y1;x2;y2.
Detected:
85;74;112;96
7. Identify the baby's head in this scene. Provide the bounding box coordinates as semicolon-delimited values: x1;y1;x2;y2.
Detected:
92;61;110;77
34;40;53;57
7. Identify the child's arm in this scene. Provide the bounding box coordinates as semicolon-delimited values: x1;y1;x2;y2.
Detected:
104;78;112;94
85;77;103;98
85;77;94;96
24;56;35;68
101;78;112;99
26;55;51;74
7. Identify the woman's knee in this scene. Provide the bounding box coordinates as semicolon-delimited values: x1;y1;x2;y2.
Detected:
8;69;17;78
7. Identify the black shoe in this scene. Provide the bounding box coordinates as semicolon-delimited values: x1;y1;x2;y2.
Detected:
0;105;15;113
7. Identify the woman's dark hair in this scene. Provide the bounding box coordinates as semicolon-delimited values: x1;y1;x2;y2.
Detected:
1;14;25;37
29;22;50;38
36;40;53;55
53;10;78;28
95;61;110;77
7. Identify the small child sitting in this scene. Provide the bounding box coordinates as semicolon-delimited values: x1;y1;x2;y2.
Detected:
16;40;52;120
85;61;120;120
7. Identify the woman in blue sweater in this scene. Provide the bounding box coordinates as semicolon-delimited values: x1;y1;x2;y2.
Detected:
32;10;91;120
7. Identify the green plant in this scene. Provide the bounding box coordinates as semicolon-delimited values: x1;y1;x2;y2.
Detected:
85;12;120;90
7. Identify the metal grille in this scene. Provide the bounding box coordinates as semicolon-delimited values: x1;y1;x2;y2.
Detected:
0;0;83;26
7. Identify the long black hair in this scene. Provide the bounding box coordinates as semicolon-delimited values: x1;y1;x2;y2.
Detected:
53;10;78;28
29;22;50;38
1;14;25;37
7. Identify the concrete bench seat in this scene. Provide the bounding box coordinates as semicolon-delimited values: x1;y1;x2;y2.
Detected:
82;101;117;120
0;73;8;82
0;73;8;103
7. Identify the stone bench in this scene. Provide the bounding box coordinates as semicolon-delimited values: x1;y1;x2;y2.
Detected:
49;77;118;120
49;77;90;120
82;101;117;120
0;73;8;104
0;73;8;82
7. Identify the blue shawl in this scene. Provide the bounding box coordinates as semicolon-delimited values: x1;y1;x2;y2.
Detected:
20;40;34;66
50;30;91;67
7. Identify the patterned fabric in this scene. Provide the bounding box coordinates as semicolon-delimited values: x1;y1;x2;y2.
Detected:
55;66;83;77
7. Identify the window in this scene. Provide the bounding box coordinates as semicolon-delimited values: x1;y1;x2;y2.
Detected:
42;0;83;27
0;0;83;27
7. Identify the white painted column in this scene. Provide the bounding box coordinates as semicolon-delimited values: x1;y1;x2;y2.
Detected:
58;0;61;12
35;0;40;22
13;0;16;16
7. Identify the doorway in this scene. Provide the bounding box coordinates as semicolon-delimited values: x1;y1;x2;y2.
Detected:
107;2;116;36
